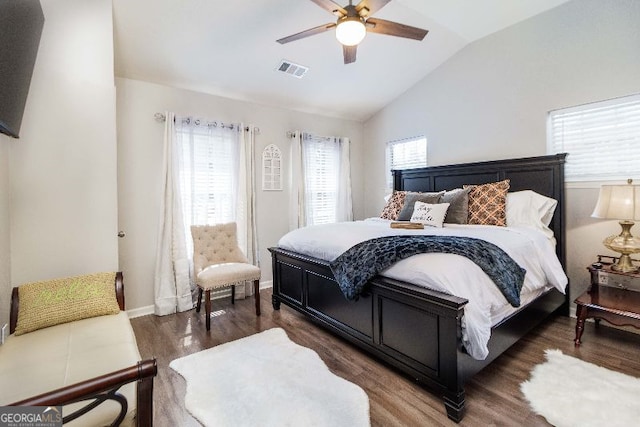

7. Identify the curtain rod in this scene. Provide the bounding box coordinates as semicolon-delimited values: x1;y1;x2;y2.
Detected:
286;131;350;142
154;112;259;134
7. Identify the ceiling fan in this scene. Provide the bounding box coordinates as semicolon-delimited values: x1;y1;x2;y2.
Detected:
276;0;428;64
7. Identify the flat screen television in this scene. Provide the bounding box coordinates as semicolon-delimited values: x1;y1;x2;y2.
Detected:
0;0;45;139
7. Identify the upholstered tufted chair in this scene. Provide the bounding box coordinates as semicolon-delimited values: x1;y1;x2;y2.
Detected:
191;223;261;331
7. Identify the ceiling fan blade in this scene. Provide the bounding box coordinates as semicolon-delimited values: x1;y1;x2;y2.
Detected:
343;45;357;64
365;17;428;40
355;0;391;17
277;23;337;44
309;0;347;16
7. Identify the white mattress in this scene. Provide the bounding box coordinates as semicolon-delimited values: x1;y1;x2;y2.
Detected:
278;218;568;360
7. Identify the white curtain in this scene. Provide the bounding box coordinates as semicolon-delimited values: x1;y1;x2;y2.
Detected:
289;131;306;230
289;131;352;228
337;136;353;222
236;124;259;297
171;116;258;300
154;112;193;316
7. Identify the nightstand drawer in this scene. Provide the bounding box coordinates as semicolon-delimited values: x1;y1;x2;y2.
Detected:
595;269;640;292
589;255;640;292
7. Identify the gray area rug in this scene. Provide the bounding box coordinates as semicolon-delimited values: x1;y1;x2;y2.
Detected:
170;328;370;427
521;349;640;427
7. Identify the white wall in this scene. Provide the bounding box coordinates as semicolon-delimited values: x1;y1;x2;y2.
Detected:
8;0;118;287
363;0;640;301
0;137;10;326
116;78;364;311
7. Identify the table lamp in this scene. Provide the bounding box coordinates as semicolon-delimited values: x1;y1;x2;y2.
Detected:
591;179;640;273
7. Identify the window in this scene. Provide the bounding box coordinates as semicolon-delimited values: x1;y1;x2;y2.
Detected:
303;134;342;225
289;131;352;229
548;94;640;181
177;123;240;229
386;136;427;189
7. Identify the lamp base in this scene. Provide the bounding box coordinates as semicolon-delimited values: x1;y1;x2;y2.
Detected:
603;221;640;273
611;254;638;273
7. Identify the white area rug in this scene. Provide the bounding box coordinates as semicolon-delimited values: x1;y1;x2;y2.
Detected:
521;349;640;427
170;328;370;427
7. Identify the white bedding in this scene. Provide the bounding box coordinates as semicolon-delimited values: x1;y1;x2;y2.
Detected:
278;218;568;360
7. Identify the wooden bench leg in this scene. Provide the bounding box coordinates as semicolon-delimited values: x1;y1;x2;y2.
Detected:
205;289;212;331
254;279;261;316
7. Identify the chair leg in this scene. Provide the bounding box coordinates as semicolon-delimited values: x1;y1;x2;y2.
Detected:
254;279;261;316
196;288;203;313
205;289;212;331
231;284;235;305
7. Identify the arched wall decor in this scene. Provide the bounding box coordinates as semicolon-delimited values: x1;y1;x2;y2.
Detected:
262;144;282;191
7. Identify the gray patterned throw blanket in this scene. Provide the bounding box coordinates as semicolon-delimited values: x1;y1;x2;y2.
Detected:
329;235;526;306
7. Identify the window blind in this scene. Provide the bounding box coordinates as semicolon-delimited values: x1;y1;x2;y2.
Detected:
548;94;640;181
302;134;341;225
386;136;427;189
178;126;239;226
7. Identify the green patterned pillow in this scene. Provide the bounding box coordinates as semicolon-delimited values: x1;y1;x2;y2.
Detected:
15;272;121;335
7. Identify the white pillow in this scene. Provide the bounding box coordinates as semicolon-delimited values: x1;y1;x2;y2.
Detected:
410;202;450;228
506;190;558;237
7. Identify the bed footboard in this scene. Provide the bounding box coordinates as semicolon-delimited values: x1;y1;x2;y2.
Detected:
270;247;469;421
9;359;158;426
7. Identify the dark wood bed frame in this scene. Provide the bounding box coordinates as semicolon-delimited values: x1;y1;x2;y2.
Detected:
270;154;568;422
8;272;158;427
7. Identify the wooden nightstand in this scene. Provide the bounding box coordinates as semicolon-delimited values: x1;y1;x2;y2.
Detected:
574;256;640;346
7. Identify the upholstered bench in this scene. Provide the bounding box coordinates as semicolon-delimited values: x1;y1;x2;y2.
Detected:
0;272;156;426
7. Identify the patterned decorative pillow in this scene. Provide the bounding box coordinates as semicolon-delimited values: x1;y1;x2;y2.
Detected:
380;191;407;220
464;180;510;226
410;202;450;228
397;191;445;221
15;272;121;335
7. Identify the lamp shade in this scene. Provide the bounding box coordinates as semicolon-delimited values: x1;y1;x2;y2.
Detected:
591;183;640;220
335;17;366;46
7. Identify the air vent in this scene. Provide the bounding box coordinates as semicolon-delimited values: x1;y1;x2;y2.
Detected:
276;59;309;79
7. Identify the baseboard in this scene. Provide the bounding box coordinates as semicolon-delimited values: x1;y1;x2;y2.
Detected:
126;281;273;319
127;305;154;319
260;280;273;289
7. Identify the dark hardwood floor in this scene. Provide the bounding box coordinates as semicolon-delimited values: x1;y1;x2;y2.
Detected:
130;288;640;426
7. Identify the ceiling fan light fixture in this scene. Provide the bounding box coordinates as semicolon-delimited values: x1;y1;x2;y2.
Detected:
335;16;366;46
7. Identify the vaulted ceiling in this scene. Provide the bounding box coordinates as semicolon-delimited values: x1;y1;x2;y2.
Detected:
113;0;571;122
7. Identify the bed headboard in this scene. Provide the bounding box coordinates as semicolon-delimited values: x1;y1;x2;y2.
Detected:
393;153;567;268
